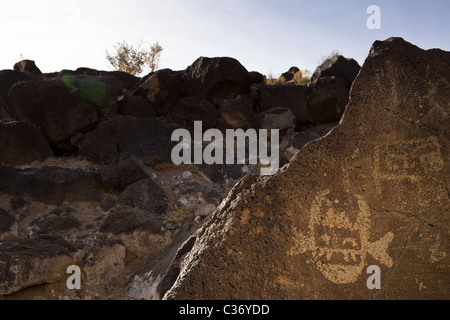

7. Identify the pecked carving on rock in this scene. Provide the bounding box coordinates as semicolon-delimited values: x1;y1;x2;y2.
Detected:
163;38;449;300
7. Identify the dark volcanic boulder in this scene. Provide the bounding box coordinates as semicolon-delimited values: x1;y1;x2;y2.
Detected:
100;153;149;193
118;95;156;119
28;205;81;237
72;116;175;165
217;94;254;129
281;67;301;82
99;205;163;235
13;60;42;75
0;236;81;295
0;166;102;205
126;224;198;299
0;70;39;120
259;84;308;124
183;57;252;104
0;208;16;238
0;121;52;165
250;107;296;131
61;74;124;120
45;68;139;90
307;77;349;124
117;178;168;215
311;55;361;89
171;97;218;129
163;38;450;300
9;79;98;149
134;69;183;116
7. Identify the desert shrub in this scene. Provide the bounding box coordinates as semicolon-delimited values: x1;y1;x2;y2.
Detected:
292;69;312;85
106;41;163;75
265;73;286;85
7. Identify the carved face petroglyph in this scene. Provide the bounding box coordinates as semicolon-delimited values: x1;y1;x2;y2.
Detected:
289;190;394;284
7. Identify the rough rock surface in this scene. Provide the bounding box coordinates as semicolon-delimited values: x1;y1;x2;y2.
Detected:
9;79;98;149
0;236;82;296
171;97;218;129
0;70;40;120
0;165;103;205
183;57;252;104
311;55;361;89
134;69;183;116
117;178;168;215
72;116;175;165
0;121;53;165
125;224;198;299
307;76;349;124
0;208;17;238
217;94;254;129
13;60;43;75
100;153;149;192
163;38;450;300
259;84;308;124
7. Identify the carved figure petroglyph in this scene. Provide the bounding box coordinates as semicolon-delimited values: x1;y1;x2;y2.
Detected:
289;190;394;284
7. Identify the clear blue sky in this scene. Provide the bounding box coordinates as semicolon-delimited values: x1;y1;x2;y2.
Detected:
0;0;449;76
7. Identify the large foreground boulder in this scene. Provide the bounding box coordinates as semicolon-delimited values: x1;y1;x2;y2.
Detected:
163;38;450;300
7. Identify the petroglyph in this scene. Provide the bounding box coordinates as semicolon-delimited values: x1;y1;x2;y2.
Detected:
289;190;394;284
374;137;444;186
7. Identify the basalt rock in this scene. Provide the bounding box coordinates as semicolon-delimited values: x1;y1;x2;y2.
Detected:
183;57;252;104
125;223;199;300
311;55;361;89
0;166;103;205
0;70;40;120
118;95;156;119
13;60;42;75
0;236;82;296
0;208;17;239
100;153;149;193
28;205;81;237
9;79;98;150
259;84;308;124
134;69;183;116
171;97;218;130
0;120;53;165
217;94;254;129
281;67;301;82
117;178;168;216
307;76;349;124
72;116;175;165
163;38;450;300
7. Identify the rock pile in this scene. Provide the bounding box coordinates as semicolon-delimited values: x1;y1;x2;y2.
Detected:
1;37;446;300
160;38;449;300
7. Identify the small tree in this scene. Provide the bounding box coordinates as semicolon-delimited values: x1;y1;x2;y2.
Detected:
292;69;312;85
106;41;163;75
145;42;163;74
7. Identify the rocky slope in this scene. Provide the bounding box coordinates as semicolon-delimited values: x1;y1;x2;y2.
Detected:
1;37;447;300
161;38;449;300
0;50;354;299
